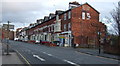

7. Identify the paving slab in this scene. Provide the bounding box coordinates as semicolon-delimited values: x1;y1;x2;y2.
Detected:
76;48;120;60
0;42;24;65
2;52;24;64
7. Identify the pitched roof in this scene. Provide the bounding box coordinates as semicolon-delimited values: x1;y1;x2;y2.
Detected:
83;2;100;14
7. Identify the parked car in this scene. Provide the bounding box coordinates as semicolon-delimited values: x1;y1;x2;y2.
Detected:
28;40;36;44
35;40;40;44
14;38;19;41
53;41;60;46
41;40;51;45
49;43;57;46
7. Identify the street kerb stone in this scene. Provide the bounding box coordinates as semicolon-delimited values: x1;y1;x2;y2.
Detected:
15;50;30;65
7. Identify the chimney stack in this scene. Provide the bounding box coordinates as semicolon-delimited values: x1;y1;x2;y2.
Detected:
69;1;80;9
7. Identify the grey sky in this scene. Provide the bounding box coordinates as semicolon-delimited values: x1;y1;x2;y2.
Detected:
1;0;120;31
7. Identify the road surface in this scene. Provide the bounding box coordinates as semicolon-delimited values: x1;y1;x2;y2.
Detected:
5;40;119;66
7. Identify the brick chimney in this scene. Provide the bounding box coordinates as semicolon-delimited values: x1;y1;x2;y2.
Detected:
69;1;80;9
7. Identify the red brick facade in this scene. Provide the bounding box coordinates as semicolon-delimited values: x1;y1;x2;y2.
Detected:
17;2;106;47
0;28;14;40
71;3;106;46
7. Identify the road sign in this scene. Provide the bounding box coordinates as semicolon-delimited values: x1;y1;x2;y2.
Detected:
3;24;14;29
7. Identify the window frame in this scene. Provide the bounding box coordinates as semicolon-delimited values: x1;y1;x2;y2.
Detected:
64;24;66;31
68;23;71;30
86;12;91;20
82;12;85;19
68;11;71;19
64;13;67;20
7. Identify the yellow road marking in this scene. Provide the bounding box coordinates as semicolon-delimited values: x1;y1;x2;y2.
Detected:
16;50;32;66
75;51;92;56
95;56;119;61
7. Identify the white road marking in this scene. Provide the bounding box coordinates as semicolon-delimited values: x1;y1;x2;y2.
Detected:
64;60;80;66
33;55;45;61
42;52;53;56
43;52;46;54
47;54;52;56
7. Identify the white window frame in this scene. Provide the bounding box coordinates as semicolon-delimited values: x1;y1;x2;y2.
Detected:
68;11;71;19
87;13;91;20
64;24;66;31
68;23;71;30
48;27;50;32
49;16;51;19
64;13;67;20
56;15;59;21
82;12;85;19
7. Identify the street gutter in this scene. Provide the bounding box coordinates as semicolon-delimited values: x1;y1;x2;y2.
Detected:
76;50;120;61
15;50;32;66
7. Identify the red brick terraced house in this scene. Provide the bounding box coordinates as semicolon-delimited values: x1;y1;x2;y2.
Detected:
16;27;28;41
18;1;106;47
0;28;14;40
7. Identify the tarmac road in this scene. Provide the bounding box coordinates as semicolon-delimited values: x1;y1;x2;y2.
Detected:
7;40;119;66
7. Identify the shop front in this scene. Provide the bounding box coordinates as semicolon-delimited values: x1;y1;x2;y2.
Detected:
59;31;72;47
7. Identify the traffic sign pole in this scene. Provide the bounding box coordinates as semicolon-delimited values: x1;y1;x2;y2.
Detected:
6;21;10;55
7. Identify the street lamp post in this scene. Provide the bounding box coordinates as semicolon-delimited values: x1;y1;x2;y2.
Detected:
98;31;101;54
91;23;101;54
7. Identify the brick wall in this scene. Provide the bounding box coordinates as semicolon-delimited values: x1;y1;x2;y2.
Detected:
0;28;14;40
19;2;106;47
71;3;106;46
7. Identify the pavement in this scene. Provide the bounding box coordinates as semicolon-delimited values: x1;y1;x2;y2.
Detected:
2;52;23;64
51;46;120;61
0;41;2;66
0;41;25;65
75;48;120;60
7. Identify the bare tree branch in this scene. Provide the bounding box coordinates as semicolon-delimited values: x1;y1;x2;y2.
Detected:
107;1;120;36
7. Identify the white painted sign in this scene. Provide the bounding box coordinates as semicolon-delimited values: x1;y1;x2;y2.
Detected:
3;24;14;29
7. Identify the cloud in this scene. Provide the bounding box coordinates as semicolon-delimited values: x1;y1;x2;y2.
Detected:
2;2;45;13
1;0;119;30
3;0;120;2
0;0;2;21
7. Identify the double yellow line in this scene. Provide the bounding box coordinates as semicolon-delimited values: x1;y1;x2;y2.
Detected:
16;50;32;66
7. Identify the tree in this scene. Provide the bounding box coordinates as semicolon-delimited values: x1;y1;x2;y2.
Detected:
112;1;120;45
111;1;120;36
106;1;120;45
103;2;120;55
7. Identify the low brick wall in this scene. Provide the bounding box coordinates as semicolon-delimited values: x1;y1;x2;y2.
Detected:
76;44;98;49
103;44;120;55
